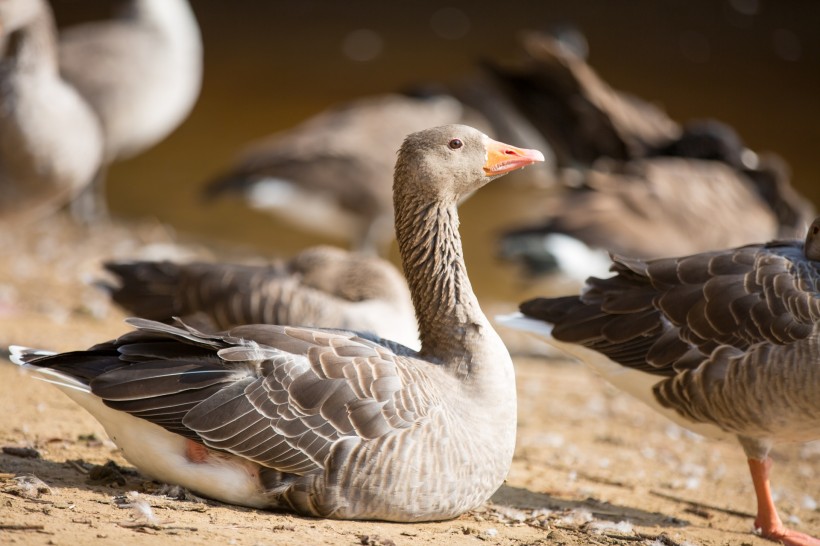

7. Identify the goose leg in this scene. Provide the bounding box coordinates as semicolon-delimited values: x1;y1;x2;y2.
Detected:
70;164;110;224
748;457;820;546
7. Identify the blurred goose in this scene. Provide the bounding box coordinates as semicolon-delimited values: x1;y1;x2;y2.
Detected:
490;31;815;281
11;125;544;521
0;0;103;223
498;219;820;545
57;0;202;217
486;30;681;167
101;245;420;349
499;122;815;283
203;93;480;256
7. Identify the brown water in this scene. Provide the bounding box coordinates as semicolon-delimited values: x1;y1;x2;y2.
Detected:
51;1;820;303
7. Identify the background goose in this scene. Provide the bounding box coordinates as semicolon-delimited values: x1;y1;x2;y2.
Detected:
57;0;202;218
101;245;420;349
202;93;484;256
486;30;682;167
10;125;543;521
498;219;820;545
499;144;813;283
493;34;816;283
0;0;103;224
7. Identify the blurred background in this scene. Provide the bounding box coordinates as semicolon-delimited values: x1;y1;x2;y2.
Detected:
48;0;820;300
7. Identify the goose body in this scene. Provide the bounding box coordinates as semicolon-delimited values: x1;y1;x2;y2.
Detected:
498;218;820;545
487;30;681;167
491;31;814;282
11;125;544;521
500;153;805;282
496;34;815;282
101;245;420;349
56;0;202;218
58;0;202;162
0;0;103;223
203;94;474;256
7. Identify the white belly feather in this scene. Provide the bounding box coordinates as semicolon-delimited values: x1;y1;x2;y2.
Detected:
15;359;272;508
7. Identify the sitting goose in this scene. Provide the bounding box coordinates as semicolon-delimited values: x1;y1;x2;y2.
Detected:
57;0;202;217
203;93;481;256
0;0;103;224
101;245;420;349
498;219;820;545
10;125;543;521
499;153;805;282
491;31;815;282
499;123;815;282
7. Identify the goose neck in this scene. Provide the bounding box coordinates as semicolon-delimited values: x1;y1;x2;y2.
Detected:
394;193;491;371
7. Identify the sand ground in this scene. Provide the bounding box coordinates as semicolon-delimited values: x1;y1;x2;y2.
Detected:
0;216;817;546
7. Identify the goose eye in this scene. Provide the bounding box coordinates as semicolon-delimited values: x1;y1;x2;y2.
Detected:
448;138;463;150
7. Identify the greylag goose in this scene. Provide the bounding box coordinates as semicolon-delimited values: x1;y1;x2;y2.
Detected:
498;219;820;545
490;32;815;281
101;245;420;349
203;93;479;256
499;147;813;282
0;0;103;224
491;30;811;280
10;125;544;521
57;0;202;217
490;27;815;238
486;30;681;167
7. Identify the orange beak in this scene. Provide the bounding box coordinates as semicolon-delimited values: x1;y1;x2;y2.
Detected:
483;137;545;176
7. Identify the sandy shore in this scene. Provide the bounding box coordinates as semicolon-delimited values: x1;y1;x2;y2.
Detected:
0;216;817;545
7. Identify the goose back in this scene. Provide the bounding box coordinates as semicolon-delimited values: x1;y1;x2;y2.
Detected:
203;94;475;255
102;246;420;349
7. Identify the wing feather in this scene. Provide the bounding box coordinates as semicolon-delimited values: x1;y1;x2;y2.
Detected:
24;319;443;477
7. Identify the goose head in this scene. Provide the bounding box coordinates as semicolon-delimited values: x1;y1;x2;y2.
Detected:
395;124;544;205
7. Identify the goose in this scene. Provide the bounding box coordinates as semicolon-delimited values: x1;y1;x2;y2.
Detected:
57;0;202;217
10;125;544;521
101;245;420;349
0;0;103;224
489;33;815;282
203;93;481;256
498;218;820;545
486;29;681;167
499;120;815;283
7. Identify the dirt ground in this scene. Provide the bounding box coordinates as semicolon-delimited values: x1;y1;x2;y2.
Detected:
0;215;817;546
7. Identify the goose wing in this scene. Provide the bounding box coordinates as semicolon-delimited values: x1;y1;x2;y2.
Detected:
26;318;439;475
522;239;820;376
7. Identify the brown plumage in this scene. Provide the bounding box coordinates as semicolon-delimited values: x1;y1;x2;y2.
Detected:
487;30;681;166
500;154;808;279
101;246;419;349
12;125;544;521
495;32;815;281
502;217;820;545
203;93;485;256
